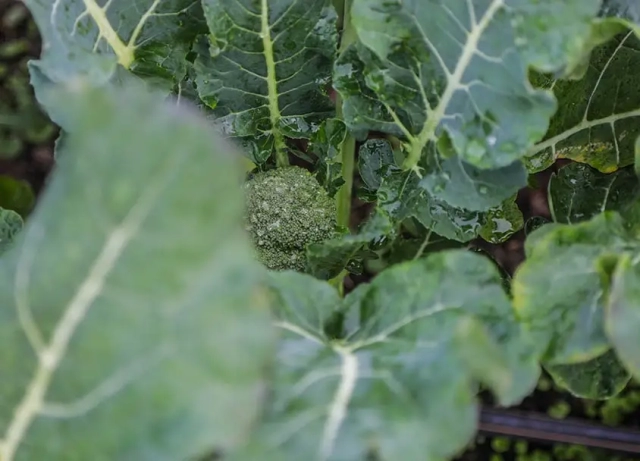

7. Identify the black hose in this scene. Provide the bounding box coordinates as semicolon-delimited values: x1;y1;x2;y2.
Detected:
479;407;640;455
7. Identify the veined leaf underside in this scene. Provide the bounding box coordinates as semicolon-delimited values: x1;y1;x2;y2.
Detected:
389;0;507;169
268;324;357;460
270;303;453;459
0;139;187;460
346;0;556;171
196;0;336;165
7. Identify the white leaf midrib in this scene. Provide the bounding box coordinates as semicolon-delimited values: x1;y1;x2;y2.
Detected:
582;32;632;122
529;107;640;156
50;0;164;69
0;217;142;460
319;348;358;460
407;0;504;165
422;0;504;135
271;324;357;460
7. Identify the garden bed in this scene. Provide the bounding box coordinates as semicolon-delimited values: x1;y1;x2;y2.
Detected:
2;1;640;460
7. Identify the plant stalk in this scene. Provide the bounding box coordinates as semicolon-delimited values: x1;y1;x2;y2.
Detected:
335;0;357;230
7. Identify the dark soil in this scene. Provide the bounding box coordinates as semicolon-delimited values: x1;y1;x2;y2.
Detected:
0;0;56;197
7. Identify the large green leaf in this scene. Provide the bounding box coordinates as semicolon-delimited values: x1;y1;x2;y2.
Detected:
512;213;636;365
527;32;640;173
548;163;640;224
337;0;601;174
606;253;640;380
23;0;205;88
246;251;539;460
194;0;337;165
0;83;274;460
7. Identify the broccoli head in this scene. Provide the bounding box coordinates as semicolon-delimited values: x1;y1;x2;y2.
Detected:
244;166;337;271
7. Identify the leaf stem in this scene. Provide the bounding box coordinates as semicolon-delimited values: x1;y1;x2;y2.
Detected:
400;0;504;172
413;228;433;260
336;135;355;229
260;0;289;167
335;0;357;229
329;269;348;296
82;0;133;68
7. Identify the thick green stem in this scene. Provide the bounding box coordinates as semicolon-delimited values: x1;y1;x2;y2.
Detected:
336;133;355;229
261;0;289;167
335;0;357;230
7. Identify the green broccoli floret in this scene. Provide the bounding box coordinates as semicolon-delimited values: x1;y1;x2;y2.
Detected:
244;166;337;271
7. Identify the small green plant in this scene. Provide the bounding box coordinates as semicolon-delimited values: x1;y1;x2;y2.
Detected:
1;0;640;460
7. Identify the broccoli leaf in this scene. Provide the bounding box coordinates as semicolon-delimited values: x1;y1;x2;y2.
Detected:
309;118;347;197
23;0;205;88
548;163;640;224
527;32;640;173
308;136;523;279
377;166;523;244
248;251;539;460
358;138;396;193
0;83;274;460
194;0;337;165
306;211;393;280
0;208;23;255
383;232;466;267
420;155;527;212
356;139;523;243
335;47;528;212
606;253;640;380
545;349;631;399
512;212;637;365
478;199;524;244
336;1;601;174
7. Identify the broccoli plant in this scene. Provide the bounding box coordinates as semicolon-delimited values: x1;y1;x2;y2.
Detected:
1;0;640;460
